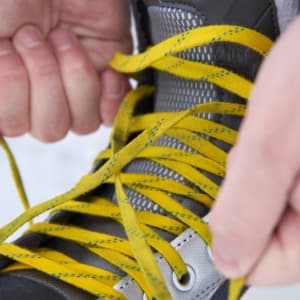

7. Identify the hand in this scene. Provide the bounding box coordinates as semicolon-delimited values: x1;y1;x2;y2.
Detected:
0;0;131;142
210;16;300;286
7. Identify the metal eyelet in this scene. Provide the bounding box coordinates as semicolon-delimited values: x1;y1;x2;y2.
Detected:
172;265;196;292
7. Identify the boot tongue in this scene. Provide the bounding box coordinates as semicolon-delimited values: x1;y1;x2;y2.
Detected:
125;2;225;216
126;0;276;214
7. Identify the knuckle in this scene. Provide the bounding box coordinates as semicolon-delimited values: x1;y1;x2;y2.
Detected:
65;59;91;75
34;60;58;78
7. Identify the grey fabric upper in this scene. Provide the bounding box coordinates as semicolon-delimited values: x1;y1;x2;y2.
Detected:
275;0;299;31
124;0;279;218
123;3;213;218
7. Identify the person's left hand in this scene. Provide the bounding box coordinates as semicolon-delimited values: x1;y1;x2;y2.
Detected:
0;0;132;142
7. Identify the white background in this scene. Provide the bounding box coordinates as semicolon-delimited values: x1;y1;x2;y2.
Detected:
0;131;299;299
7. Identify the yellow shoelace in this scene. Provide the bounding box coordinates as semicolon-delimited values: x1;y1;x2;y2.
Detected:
0;25;272;300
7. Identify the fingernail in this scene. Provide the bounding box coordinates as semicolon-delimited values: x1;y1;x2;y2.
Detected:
51;31;74;52
213;242;241;278
0;40;14;56
16;26;44;49
103;71;123;99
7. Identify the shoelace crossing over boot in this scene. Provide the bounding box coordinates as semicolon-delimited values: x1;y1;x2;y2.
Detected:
0;0;280;299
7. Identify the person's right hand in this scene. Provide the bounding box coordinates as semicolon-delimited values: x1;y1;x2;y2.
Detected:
0;0;132;142
210;16;300;286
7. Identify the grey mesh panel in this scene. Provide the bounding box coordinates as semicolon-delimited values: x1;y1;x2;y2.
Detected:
122;5;215;215
275;0;299;31
150;5;216;122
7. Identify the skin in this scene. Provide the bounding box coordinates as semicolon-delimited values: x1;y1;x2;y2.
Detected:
210;16;300;286
1;0;300;288
0;0;132;142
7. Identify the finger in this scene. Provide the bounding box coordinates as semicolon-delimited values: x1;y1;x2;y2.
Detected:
100;69;130;125
13;25;71;143
79;37;132;71
59;0;132;69
0;39;29;136
0;0;58;37
49;28;101;135
248;209;300;286
210;17;300;279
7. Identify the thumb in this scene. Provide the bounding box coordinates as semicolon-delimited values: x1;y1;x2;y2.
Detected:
210;17;300;279
210;142;289;279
